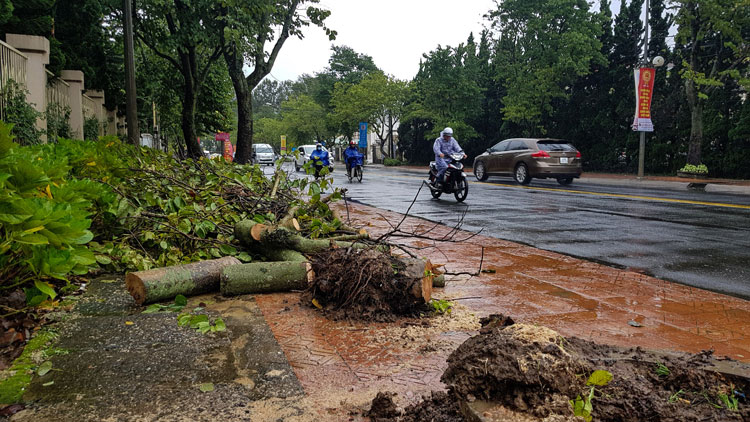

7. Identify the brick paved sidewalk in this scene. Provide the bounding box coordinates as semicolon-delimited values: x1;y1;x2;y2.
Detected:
254;201;750;410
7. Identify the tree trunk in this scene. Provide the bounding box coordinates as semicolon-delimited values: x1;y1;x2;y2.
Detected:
687;99;703;165
221;261;314;296
226;54;253;164
181;82;203;159
125;256;241;304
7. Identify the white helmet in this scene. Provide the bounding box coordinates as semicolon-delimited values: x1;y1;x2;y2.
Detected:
442;127;453;136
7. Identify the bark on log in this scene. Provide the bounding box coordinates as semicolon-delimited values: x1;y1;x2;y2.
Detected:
126;256;241;305
265;249;307;262
221;261;314;296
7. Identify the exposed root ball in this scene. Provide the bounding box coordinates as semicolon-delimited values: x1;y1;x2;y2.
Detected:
305;248;430;321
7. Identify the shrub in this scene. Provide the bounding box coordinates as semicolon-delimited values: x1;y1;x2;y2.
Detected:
83;115;100;141
0;80;42;145
0;121;99;297
679;164;708;174
46;102;72;142
384;157;405;166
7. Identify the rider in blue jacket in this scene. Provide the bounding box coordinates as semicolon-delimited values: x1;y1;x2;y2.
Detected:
310;143;330;176
343;140;361;176
432;127;465;188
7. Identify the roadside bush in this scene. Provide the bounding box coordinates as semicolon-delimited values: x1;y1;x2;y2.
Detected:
0;81;42;145
384;157;406;166
0;121;98;302
83;115;100;141
46;102;72;142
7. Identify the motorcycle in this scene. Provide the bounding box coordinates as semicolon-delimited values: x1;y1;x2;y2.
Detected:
346;153;364;183
427;152;469;202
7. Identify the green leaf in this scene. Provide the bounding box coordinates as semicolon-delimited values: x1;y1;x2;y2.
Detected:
178;314;192;327
219;244;237;255
34;280;57;300
37;360;53;376
199;383;214;392
587;370;613;386
174;295;187;307
214;318;226;332
189;314;209;328
95;255;112;265
237;252;252;262
142;304;165;314
42;381;55;387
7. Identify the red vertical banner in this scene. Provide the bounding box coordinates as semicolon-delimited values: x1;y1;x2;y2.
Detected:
632;67;655;132
216;132;232;161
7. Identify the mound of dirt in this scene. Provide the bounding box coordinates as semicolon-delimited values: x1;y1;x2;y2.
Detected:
368;315;750;421
305;248;431;321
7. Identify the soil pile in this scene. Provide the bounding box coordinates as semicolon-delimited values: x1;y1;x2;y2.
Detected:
369;315;750;421
305;248;431;321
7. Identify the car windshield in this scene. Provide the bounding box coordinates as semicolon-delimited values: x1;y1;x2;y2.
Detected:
256;146;273;153
537;141;576;152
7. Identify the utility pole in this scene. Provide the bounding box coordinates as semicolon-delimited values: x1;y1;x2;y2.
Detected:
637;0;650;179
123;0;140;147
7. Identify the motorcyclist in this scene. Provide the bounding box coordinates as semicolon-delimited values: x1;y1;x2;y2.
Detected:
432;127;466;189
310;142;331;177
343;140;361;177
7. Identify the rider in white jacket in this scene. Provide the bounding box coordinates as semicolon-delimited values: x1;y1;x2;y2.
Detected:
432;127;465;188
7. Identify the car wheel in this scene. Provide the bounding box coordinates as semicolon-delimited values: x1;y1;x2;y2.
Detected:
514;163;531;185
454;178;468;202
295;161;301;172
557;177;573;186
474;161;488;181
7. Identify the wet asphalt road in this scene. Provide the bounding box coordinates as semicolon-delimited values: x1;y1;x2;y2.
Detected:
277;162;750;299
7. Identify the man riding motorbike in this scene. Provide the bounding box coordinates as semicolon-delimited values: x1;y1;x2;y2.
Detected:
310;142;331;178
343;140;360;177
432;127;466;189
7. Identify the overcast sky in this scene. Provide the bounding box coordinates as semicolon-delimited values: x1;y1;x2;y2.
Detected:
268;0;498;82
266;1;642;83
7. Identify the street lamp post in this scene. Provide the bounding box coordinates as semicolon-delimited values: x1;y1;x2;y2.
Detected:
637;0;650;179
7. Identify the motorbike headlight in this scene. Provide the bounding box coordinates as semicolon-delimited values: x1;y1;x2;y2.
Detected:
461;172;467;177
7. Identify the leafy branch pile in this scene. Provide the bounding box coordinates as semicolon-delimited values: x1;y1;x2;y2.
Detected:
0;120;344;305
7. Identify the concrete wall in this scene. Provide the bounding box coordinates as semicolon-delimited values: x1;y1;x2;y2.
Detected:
5;34;48;137
3;33;115;140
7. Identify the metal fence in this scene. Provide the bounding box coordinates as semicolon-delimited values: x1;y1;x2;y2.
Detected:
45;70;70;110
82;94;96;118
0;40;28;121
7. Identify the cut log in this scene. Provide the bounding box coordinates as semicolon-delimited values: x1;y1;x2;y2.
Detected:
221;261;314;296
234;220;260;245
398;257;434;302
279;206;301;231
126;256;241;305
433;274;446;288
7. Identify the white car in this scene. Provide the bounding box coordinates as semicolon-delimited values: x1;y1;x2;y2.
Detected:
252;143;276;166
294;144;330;172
